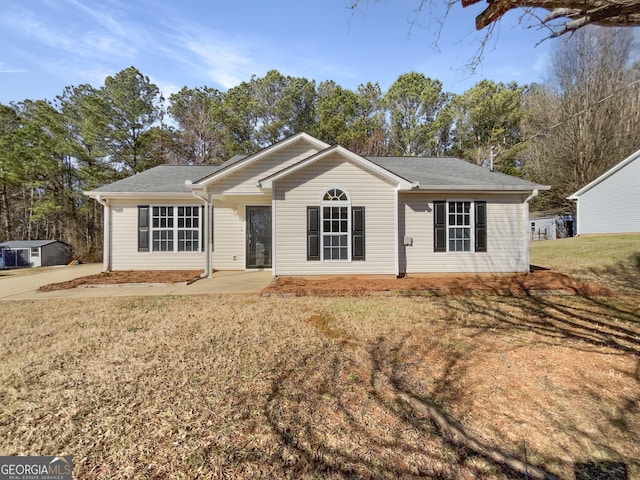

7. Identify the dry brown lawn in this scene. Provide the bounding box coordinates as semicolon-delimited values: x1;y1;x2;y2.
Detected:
1;292;638;479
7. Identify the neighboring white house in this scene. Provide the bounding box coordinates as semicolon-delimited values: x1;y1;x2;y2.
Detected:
85;133;549;276
529;213;575;241
0;240;72;269
568;148;640;235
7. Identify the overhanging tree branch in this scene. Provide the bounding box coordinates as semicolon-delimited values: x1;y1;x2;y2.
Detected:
462;0;640;36
350;0;640;42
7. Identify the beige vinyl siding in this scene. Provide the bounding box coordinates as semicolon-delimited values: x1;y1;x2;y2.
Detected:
274;153;397;275
209;142;322;195
400;193;527;273
211;195;271;270
109;198;206;271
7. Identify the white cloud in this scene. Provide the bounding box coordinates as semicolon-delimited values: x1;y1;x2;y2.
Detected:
0;5;137;61
184;38;256;89
160;20;266;90
0;62;24;74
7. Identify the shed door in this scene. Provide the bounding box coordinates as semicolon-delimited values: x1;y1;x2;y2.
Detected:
4;249;29;267
246;206;272;268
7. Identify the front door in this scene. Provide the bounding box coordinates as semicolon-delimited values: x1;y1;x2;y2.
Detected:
246;206;272;268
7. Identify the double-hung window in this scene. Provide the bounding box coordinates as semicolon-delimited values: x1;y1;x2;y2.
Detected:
307;188;366;262
177;206;200;252
434;200;487;253
448;201;471;252
322;188;350;261
139;205;201;252
152;206;175;252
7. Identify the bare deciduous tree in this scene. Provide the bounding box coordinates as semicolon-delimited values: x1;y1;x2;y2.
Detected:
522;27;640;210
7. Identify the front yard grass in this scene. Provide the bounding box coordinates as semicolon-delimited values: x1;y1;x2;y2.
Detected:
1;291;638;479
530;233;640;293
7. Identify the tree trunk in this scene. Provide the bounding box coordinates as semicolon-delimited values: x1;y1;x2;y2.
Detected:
0;183;11;241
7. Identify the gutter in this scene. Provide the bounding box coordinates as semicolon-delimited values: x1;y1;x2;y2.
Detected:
85;191;194;199
523;189;539;273
94;195;111;272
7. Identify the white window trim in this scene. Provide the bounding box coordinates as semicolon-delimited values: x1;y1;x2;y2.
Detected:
320;188;351;262
445;199;475;253
150;204;202;253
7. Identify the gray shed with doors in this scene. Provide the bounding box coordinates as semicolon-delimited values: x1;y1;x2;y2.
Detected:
0;240;72;269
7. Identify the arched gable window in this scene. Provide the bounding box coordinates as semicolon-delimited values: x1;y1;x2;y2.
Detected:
323;188;349;202
321;188;350;260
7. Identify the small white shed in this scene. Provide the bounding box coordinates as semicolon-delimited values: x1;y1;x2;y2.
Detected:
568;149;640;235
0;240;72;269
529;213;576;241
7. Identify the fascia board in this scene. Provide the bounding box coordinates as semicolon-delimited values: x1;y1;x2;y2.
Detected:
84;191;194;199
408;185;550;193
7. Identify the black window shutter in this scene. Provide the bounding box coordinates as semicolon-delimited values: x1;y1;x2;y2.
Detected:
201;205;205;252
307;206;320;261
138;206;150;252
352;206;365;261
434;201;446;252
475;201;487;252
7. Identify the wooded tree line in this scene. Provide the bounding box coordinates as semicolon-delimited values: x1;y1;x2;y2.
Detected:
0;27;637;259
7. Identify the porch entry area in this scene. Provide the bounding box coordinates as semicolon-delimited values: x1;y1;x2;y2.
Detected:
246;206;272;268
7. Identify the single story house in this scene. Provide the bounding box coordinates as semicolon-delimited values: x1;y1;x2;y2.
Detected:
529;212;575;241
568;148;640;235
85;133;549;277
0;240;72;269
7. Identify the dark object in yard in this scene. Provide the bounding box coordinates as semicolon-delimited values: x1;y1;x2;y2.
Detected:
575;461;628;480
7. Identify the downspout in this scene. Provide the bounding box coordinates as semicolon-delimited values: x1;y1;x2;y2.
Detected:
94;195;111;272
191;188;212;278
523;189;539;273
573;198;580;236
394;186;400;277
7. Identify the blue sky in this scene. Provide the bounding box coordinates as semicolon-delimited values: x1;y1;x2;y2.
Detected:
0;0;558;104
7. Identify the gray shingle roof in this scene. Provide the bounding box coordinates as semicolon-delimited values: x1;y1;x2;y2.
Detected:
193;154;248;183
88;154;544;194
90;165;221;193
368;156;543;190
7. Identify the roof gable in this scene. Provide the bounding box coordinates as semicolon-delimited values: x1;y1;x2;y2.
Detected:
568;148;640;199
257;145;415;190
193;132;329;187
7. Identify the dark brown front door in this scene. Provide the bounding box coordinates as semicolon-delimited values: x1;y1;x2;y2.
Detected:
246;206;272;268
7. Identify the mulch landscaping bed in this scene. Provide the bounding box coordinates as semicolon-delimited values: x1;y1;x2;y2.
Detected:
38;268;612;297
263;270;612;297
38;270;203;292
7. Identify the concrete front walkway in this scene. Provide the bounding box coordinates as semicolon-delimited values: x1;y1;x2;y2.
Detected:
0;265;274;301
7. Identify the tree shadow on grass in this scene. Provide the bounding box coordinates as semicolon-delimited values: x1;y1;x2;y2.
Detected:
258;281;639;479
439;288;639;479
571;251;640;296
262;331;559;479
